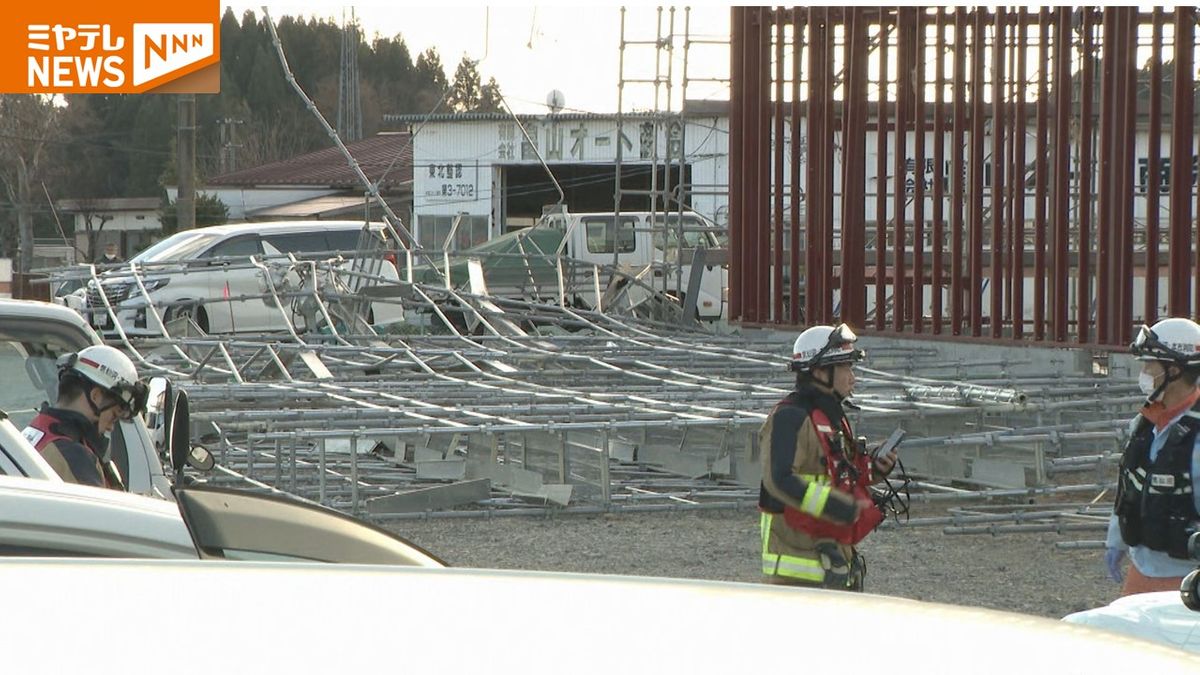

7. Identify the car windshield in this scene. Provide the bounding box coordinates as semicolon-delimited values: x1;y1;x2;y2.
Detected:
130;232;221;264
0;323;89;428
651;215;721;250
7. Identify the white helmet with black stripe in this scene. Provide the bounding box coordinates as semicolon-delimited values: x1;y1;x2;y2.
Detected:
1131;317;1200;366
790;323;865;372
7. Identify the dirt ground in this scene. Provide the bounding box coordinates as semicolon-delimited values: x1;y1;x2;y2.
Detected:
387;503;1122;619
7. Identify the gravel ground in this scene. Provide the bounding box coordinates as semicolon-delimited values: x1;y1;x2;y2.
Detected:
385;502;1121;619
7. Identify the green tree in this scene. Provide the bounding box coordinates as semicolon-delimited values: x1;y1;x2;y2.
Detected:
414;48;450;113
447;57;503;113
479;77;504;113
447;56;483;112
159;193;229;234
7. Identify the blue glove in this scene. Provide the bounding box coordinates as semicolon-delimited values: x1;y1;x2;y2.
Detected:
1105;547;1126;583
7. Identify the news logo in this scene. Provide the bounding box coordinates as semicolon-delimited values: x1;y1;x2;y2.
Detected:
4;2;219;94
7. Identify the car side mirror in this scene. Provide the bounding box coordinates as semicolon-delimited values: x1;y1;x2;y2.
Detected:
144;377;172;459
168;389;215;482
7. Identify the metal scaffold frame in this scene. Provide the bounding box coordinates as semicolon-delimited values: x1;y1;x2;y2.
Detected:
36;8;1164;559
64;245;1140;537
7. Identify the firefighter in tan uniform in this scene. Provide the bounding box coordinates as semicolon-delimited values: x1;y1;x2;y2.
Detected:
21;345;147;490
758;324;896;590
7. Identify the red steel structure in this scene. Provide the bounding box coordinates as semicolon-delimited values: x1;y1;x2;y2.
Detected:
728;6;1199;346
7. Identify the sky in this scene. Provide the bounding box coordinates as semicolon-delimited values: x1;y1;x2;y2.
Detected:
223;2;733;115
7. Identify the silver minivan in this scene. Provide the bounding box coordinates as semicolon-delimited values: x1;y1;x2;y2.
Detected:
84;220;402;336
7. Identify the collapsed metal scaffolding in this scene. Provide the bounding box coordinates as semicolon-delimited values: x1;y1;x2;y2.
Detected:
52;248;1132;558
39;7;1147;556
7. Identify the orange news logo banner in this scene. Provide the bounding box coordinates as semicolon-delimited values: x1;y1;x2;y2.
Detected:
1;1;220;94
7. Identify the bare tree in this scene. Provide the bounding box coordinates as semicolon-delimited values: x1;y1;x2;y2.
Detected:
0;95;60;273
74;198;114;262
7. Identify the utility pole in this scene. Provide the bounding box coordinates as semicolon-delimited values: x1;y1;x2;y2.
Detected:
177;94;196;231
338;9;363;142
218;117;243;174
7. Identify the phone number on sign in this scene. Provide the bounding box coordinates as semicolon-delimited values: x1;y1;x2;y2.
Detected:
434;183;475;198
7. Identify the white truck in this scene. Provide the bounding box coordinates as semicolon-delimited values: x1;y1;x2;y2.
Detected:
411;210;728;322
0;298;172;496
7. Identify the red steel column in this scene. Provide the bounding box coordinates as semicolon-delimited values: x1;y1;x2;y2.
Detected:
840;8;868;328
1145;8;1163;325
805;7;828;325
1034;9;1049;341
772;8;785;324
1097;8;1114;343
1169;7;1195;317
728;8;743;322
1077;8;1094;344
757;8;773;324
931;8;946;334
821;15;836;323
912;7;926;334
874;10;891;331
1003;16;1017;334
969;8;985;336
951;8;967;335
789;9;803;325
893;7;912;333
990;8;1006;338
1118;9;1137;345
1051;7;1071;342
1013;9;1027;339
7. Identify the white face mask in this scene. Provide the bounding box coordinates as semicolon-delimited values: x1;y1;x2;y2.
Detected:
1138;371;1160;398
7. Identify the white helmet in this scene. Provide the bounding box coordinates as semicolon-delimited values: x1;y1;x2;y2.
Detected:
790;323;865;372
58;345;148;418
1130;317;1200;366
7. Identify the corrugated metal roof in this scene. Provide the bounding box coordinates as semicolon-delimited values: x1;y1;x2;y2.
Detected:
382;111;663;124
248;194;373;218
382;100;730;124
206;132;413;189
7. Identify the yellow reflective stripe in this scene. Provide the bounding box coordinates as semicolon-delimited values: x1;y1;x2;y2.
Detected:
760;512;824;581
800;483;831;516
762;556;824;580
761;512;772;555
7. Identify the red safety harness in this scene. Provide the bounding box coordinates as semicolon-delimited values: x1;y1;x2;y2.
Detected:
783;407;883;544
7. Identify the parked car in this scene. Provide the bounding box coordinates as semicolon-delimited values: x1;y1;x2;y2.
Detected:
3;554;1197;673
49;268;88;311
0;473;443;565
84;220;404;336
1063;570;1200;654
0;299;171;496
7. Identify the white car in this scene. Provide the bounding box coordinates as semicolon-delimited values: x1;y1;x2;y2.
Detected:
3;556;1198;673
0;299;171;496
0;473;443;566
1064;586;1200;653
84;220;404;336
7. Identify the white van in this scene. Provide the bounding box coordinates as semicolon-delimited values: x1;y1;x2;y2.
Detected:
84;220;403;336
